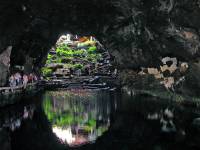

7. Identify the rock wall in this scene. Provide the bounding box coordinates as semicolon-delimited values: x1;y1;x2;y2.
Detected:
0;46;12;86
0;0;200;93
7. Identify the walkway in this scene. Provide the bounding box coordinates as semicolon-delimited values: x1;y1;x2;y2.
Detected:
0;83;37;95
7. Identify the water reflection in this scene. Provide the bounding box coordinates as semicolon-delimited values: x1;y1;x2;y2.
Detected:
147;108;176;133
42;89;111;147
0;105;35;131
0;90;200;150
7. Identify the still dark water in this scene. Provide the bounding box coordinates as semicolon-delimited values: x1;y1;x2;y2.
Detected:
0;89;200;150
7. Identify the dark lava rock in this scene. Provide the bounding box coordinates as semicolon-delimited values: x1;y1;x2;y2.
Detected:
192;118;200;130
0;0;200;92
0;46;12;86
0;0;200;68
0;129;11;150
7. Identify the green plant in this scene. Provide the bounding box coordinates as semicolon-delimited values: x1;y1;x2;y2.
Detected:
46;59;51;64
57;44;70;51
73;64;83;70
61;57;72;63
47;54;53;59
73;49;85;56
56;57;62;63
41;67;53;77
88;46;97;54
56;48;74;57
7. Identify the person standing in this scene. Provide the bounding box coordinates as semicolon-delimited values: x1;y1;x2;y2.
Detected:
9;75;16;92
14;72;22;86
29;73;34;83
23;74;28;89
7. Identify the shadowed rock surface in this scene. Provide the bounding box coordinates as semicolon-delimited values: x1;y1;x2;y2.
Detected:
1;0;200;95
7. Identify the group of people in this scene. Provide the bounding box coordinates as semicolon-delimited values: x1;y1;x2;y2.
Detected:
9;72;38;89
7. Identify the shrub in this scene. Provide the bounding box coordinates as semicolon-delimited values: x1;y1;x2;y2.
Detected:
56;58;62;63
46;59;51;64
88;46;97;54
56;48;74;57
73;49;85;56
47;54;52;59
41;67;53;77
57;44;69;51
73;64;83;70
56;44;73;57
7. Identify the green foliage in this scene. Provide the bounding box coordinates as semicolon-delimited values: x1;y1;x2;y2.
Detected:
86;53;102;62
43;37;105;77
73;64;83;70
57;44;70;51
46;59;51;64
88;46;97;54
47;54;53;59
56;48;73;57
41;67;53;77
55;114;74;126
56;44;73;57
46;54;58;64
73;49;85;56
56;57;62;63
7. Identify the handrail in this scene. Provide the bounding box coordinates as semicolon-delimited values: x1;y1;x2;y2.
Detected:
0;82;37;94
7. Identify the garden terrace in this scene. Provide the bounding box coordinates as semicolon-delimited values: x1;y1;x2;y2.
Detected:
41;34;115;86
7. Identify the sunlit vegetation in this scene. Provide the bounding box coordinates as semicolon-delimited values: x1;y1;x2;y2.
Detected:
41;34;106;78
41;67;53;77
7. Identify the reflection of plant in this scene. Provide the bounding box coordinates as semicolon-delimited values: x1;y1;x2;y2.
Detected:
88;119;96;127
55;114;74;126
97;126;109;136
42;90;111;146
84;119;96;132
43;91;95;127
43;95;74;126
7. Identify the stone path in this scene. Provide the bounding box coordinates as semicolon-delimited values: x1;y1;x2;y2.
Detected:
39;75;117;90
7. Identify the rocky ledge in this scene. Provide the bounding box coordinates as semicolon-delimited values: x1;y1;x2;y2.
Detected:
0;0;200;97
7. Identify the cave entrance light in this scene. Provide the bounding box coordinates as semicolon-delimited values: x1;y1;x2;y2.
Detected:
41;33;113;80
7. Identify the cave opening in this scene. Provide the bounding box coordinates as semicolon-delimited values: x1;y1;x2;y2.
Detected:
1;0;200;149
41;33;115;82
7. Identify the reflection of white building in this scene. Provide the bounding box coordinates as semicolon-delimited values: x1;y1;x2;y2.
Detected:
53;126;94;146
53;127;75;144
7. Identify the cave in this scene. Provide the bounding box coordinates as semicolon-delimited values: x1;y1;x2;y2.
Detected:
1;0;200;150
